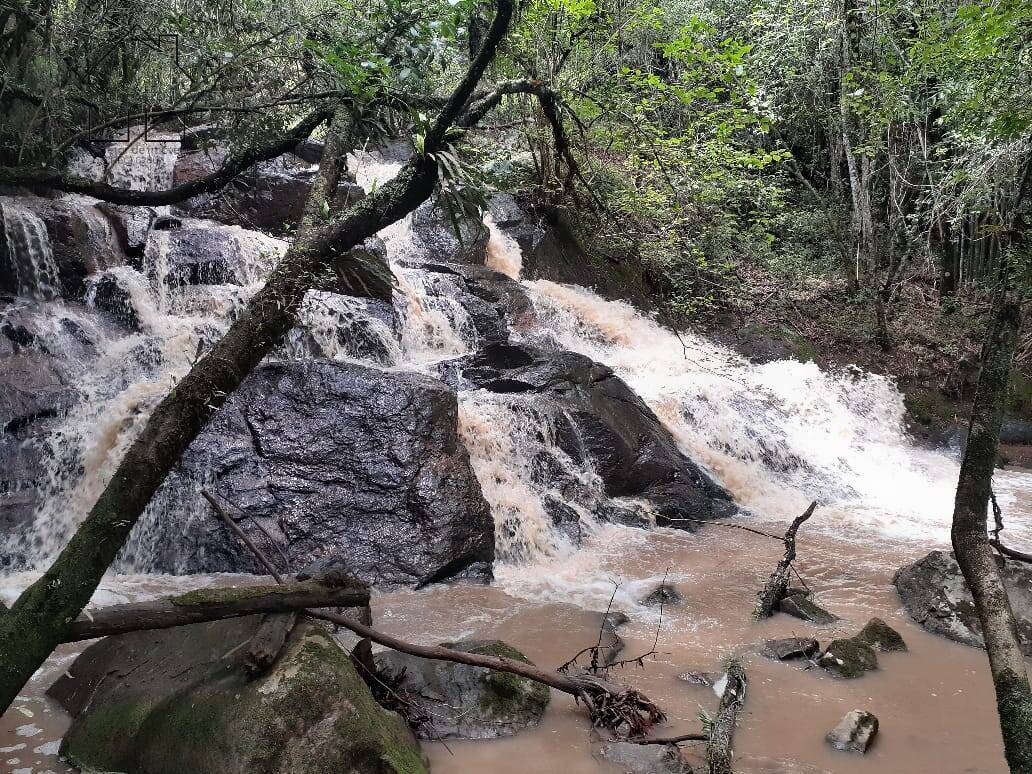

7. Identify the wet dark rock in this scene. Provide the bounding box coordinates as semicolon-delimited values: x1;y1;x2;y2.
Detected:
0;342;77;432
1001;417;1032;445
826;709;879;754
399;260;535;345
541;494;583;546
439;343;733;522
855;617;907;652
48;617;426;774
96;202;156;256
374;639;549;739
596;741;692;774
487;193;527;229
504;206;655;311
174;153;364;235
405;198;489;264
760;637;819;661
292;138;325;163
153;215;182;230
640;583;684;607
85;270;141;329
0;196;125;299
818;638;878;679
894;549;1032;654
158;226;248;286
291;289;399;366
585;608;628;666
139;359;494;588
0;435;47;549
778;592;839;624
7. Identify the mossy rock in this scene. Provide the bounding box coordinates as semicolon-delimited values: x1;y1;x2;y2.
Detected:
855;617;907;652
48;616;427;774
818;638;878;679
374;638;550;739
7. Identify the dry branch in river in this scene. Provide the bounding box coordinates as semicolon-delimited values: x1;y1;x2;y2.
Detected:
754;501;818;619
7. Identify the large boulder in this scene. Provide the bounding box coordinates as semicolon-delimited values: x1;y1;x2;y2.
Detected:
173;152;364;234
374;639;549;739
48;617;427;774
133;359;494;587
894;549;1032;653
403;198;489;265
438;342;733;523
0;195;125;299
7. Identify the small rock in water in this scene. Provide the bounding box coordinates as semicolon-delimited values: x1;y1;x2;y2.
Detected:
760;637;819;661
778;593;838;624
677;670;716;686
640;583;683;607
826;709;879;753
818;638;878;678
855;617;907;652
597;741;692;774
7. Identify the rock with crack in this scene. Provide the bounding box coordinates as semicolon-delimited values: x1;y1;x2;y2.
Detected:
133;359;494;588
47;617;427;774
760;637;819;661
403;197;489;265
894;549;1032;654
374;639;550;739
438;342;734;523
826;709;879;754
817;638;878;679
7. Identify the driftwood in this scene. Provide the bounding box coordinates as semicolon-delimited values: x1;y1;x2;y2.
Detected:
754;501;817;619
61;580;368;642
706;658;747;774
245;612;298;676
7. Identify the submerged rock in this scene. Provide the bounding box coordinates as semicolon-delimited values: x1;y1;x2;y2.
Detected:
818;638;878;679
894;549;1032;654
777;592;839;625
640;583;684;607
137;359;494;587
439;342;733;523
855;617;907;652
596;741;692;774
825;709;879;754
760;637;819;661
374;639;550;739
48;617;427;774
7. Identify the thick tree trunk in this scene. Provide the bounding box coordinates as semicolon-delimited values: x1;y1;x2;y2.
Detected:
951;233;1031;772
0;0;514;714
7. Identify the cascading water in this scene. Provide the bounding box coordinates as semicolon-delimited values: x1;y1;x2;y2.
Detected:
0;199;62;300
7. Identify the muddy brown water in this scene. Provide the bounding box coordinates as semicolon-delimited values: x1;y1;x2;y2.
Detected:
3;477;1028;774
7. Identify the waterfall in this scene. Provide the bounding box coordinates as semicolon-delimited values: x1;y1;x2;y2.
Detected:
103;127;180;192
1;198;61;300
7;143;976;576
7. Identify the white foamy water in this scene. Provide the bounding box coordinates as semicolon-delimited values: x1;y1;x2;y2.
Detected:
520;279;968;545
0;199;61;300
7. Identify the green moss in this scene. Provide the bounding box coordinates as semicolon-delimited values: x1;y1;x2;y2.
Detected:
1007;371;1032;419
904;387;957;427
169;581;346;607
818;638;878;679
995;668;1032;773
463;641;550;720
65;622;426;774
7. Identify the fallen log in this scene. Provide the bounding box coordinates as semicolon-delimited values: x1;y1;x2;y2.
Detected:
245;612;298;676
706;658;747;774
62;580;368;642
754;501;817;619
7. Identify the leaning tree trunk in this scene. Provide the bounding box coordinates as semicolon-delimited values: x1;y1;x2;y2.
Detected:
0;0;514;714
951;231;1031;772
